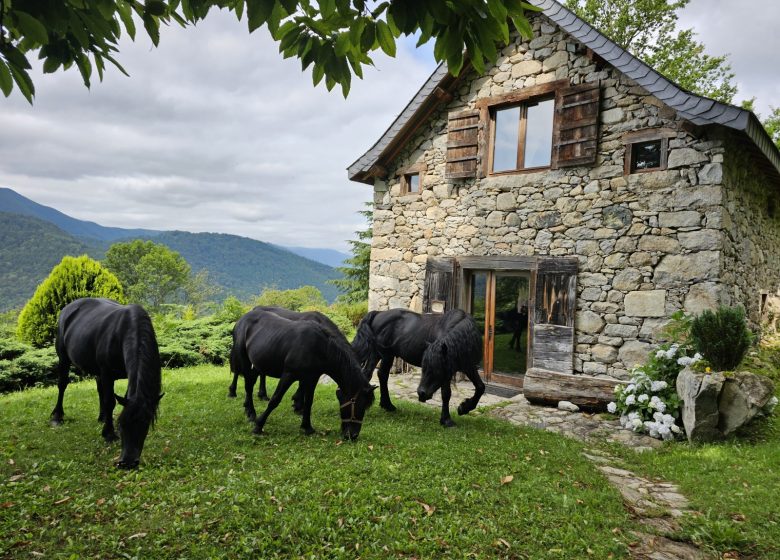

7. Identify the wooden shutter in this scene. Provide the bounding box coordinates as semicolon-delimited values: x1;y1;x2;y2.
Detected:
446;110;481;180
530;257;577;374
422;257;457;313
553;82;601;168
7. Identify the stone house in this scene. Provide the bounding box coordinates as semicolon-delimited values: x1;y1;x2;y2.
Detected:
347;0;780;389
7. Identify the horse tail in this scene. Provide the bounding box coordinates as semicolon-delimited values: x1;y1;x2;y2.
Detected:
351;311;380;378
422;311;482;385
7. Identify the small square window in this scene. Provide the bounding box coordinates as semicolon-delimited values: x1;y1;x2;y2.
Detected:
402;172;420;194
630;139;663;172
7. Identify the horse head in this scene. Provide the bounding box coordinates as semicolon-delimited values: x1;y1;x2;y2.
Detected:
114;392;164;469
336;385;376;441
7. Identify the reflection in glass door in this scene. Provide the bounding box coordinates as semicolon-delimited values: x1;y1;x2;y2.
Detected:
492;274;530;377
467;271;530;385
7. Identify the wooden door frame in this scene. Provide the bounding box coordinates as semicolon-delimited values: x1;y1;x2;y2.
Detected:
458;259;535;388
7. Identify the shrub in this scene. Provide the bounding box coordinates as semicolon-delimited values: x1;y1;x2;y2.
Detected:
330;301;368;328
216;296;248;322
17;255;125;347
0;345;60;393
158;345;202;369
610;369;683;441
255;286;327;312
689;306;754;371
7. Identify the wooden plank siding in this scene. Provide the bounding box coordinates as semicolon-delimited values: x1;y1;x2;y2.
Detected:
553;82;601;168
445;111;481;179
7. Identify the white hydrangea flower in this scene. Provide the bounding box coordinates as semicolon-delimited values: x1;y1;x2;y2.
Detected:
619;415;629;427
671;424;681;434
655;349;667;359
650;380;668;392
638;394;649;403
607;402;617;413
628;411;640;421
677;356;692;366
662;414;676;425
631;418;643;431
626;384;636;393
625;394;636;406
653;411;664;422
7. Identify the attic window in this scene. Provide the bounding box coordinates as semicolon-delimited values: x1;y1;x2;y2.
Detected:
623;129;673;175
398;163;425;195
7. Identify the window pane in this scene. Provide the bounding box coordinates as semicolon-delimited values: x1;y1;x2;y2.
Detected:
632;140;662;171
524;98;554;168
493;106;521;172
408;173;420;193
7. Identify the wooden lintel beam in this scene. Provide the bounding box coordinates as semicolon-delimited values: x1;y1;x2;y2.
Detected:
433;86;454;103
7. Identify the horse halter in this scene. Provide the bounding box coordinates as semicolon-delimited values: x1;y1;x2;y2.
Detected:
340;396;362;424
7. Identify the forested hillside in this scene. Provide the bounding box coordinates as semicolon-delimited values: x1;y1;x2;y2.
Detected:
0;213;102;310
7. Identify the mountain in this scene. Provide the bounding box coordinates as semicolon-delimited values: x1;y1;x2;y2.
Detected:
0;189;345;310
0;213;103;310
151;231;339;302
0;187;161;241
0;188;347;268
281;246;350;268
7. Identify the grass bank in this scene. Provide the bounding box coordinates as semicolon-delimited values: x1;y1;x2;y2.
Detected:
1;365;632;559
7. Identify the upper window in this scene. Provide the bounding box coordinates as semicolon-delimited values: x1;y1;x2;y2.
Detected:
398;163;425;196
630;139;663;172
622;130;672;175
404;173;420;194
491;98;555;173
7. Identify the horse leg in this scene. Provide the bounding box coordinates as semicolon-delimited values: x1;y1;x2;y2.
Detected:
243;371;258;422
298;377;317;435
227;371;239;398
376;357;397;412
457;366;485;416
257;371;269;401
439;382;455;427
291;384;304;415
96;378;106;422
100;376;119;442
50;355;71;426
253;372;296;435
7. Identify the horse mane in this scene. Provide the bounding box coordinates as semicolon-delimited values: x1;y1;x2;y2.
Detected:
351;310;380;375
122;308;162;427
421;310;482;385
327;330;372;401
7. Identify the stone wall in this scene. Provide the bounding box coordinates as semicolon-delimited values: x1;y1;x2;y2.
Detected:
720;135;780;326
367;14;766;379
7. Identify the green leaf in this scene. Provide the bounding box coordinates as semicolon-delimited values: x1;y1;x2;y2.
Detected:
0;45;32;71
143;13;161;46
8;64;35;104
246;0;275;32
319;0;335;18
42;56;61;74
13;11;50;45
145;0;167;17
359;21;375;52
0;61;13;97
117;1;138;40
76;55;93;88
486;0;508;21
334;32;351;57
312;63;325;87
375;20;395;57
511;15;533;39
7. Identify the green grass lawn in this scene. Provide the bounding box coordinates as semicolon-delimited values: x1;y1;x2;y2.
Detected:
606;389;780;558
1;365;633;559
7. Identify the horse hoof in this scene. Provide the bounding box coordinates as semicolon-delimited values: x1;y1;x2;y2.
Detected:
440;419;456;428
246;414;256;423
227;391;237;398
457;404;467;416
252;426;264;436
381;403;397;412
302;427;316;436
50;419;63;427
103;433;119;443
293;408;303;416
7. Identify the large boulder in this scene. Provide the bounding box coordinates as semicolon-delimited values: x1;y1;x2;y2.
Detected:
676;368;776;441
719;372;776;436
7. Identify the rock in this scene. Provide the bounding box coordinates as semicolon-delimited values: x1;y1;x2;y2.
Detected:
602;205;633;229
613;269;643;291
511;59;543;78
618;340;652;370
592;344;618;363
676;368;726;442
698;163;723;184
496;192;516;211
624;290;666;317
668;148;708;168
718;372;776;436
658;211;701;228
684;282;724;314
542;51;568;71
558;401;580;412
678;230;721;251
577;310;605;334
528;211;561;228
653;252;720;286
601;107;625;124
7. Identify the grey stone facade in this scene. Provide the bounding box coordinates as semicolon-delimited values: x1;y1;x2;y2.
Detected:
364;15;780;380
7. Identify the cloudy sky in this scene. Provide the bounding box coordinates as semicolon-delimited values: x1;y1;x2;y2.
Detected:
1;2;778;251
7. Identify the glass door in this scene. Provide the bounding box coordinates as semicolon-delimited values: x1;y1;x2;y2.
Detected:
467;271;530;386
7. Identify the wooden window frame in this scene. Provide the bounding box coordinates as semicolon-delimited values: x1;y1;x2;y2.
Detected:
398;163;426;195
476;80;568;178
622;128;675;175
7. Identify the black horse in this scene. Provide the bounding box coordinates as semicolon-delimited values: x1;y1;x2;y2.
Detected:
52;298;163;469
230;308;375;440
227;306;346;405
352;308;484;427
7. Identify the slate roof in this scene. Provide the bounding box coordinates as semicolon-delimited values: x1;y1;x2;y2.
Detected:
348;0;780;184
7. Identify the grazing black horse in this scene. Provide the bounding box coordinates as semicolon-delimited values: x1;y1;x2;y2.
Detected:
51;298;163;469
227;306;346;407
352;308;484;427
230;308;375;440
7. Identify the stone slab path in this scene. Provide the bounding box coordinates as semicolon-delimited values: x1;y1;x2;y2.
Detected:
384;371;709;560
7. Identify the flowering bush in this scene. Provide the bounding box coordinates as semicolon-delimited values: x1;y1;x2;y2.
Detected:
609;368;683;440
642;342;704;385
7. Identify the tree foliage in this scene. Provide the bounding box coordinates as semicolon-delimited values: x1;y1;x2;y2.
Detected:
16;255;125;347
329;202;372;304
743;99;780;151
104;239;191;311
254;285;327;311
0;0;538;102
565;0;737;103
